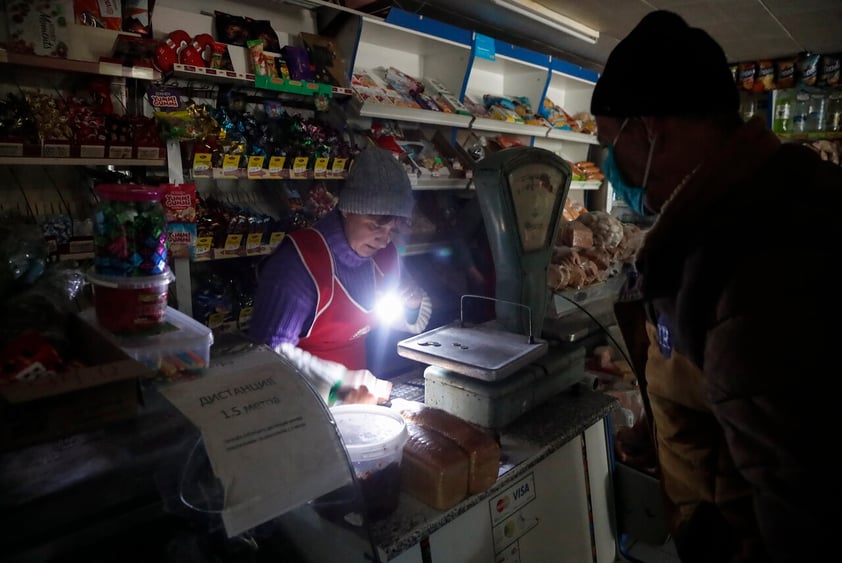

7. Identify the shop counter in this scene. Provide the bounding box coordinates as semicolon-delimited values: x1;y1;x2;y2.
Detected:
0;339;618;563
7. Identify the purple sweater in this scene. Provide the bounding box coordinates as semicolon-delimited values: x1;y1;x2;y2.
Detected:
249;210;379;349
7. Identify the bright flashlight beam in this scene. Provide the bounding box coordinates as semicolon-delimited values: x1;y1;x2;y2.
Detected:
375;291;403;323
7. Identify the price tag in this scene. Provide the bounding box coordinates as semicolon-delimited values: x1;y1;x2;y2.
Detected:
238;306;254;328
208;312;226;329
267;155;286;178
291;156;309;179
313;157;329;178
193;153;212;177
80;144;105;158
223;154;241;175
247;156;266;179
108;145;132;159
45;144;71;158
246;232;263;254
0;143;23;157
194;236;214;260
269;232;286;248
331;157;347;177
224;234;243;251
136;147;161;160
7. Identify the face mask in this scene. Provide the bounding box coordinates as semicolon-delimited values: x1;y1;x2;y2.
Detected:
604;118;656;216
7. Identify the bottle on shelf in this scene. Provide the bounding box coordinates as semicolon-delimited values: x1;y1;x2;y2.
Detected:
826;94;842;133
791;91;811;134
772;90;793;134
807;93;828;133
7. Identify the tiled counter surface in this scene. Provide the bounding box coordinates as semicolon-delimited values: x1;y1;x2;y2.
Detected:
363;387;618;560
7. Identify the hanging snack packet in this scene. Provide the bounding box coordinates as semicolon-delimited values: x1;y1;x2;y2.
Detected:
775;57;796;89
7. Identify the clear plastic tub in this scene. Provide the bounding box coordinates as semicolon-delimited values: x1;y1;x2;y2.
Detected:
78;305;213;378
87;269;174;333
315;405;409;522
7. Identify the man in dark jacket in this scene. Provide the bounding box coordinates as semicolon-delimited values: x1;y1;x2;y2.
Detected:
591;10;842;563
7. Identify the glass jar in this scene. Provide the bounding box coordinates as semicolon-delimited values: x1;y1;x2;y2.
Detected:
93;184;167;277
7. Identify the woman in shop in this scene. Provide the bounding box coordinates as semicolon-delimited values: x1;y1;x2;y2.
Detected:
250;146;432;405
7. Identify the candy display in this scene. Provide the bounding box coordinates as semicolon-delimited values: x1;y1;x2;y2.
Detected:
6;1;71;57
93;184;167;277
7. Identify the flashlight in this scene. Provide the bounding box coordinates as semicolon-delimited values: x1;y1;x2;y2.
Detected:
375;290;403;323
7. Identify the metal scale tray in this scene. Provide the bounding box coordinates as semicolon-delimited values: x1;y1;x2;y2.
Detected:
396;321;548;382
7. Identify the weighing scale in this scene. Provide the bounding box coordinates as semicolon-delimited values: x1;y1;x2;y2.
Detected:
397;147;587;428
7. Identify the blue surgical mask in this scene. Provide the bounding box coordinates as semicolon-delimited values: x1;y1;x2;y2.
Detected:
604;118;656;216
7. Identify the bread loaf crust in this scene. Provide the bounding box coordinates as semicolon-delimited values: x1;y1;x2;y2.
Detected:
401;422;469;510
396;401;500;494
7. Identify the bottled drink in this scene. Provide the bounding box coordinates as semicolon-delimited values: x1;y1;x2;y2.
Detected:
791;91;810;133
808;93;828;132
773;90;792;133
827;94;842;133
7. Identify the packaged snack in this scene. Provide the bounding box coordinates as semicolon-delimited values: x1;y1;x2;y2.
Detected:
6;1;71;57
162;183;198;223
818;54;840;87
737;62;756;91
775;57;796;89
75;0;122;30
796;51;820;87
247;39;267;76
123;0;153;36
249;20;281;53
754;60;775;92
215;10;252;46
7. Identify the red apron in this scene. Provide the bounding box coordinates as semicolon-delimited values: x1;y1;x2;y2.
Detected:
288;228;399;370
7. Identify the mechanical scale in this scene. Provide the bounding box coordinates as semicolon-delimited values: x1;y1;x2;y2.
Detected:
397;147;587;428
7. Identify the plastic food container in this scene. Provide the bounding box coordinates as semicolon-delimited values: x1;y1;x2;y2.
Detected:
88;269;174;334
78;305;213;379
93;183;167;277
315;405;409;522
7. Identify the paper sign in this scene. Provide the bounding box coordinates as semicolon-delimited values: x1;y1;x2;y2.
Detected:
160;348;351;537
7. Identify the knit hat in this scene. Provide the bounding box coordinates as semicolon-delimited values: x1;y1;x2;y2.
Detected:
590;10;739;118
338;147;414;219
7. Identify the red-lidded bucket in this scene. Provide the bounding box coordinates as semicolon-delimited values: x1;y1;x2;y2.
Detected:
87;269;175;333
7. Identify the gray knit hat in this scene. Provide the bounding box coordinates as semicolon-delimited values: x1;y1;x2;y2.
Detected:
338;146;414;219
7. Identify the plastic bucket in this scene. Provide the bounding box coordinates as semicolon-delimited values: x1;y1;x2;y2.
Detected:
88;269;174;334
316;404;409;522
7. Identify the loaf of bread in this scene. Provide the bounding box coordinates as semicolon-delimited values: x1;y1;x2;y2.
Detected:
401;421;469;510
394;400;500;494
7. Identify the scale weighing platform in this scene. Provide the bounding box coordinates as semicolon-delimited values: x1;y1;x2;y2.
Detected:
397;147;587;428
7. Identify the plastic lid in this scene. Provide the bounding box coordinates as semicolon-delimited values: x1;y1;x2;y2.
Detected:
330;405;408;462
96;183;163;202
87;268;175;289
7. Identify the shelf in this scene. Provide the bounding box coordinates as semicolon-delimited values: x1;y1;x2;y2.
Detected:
353;99;473;127
569;180;603;191
777;131;842;141
408;176;471;191
547;129;599;144
0;49;159;81
0;157;165;166
171;64;354;97
470;117;550;137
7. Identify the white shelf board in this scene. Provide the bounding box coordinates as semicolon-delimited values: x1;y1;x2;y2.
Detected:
360;17;471;55
408;176;471;191
470;117;550;137
546;129;599;144
569;180;603;191
355;100;473;127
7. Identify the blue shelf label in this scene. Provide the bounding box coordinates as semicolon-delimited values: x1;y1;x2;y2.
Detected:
473;33;496;61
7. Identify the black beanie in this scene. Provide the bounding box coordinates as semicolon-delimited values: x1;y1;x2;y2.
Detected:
590;10;739;117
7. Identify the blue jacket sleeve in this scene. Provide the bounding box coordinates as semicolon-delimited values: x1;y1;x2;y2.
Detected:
248;239;317;349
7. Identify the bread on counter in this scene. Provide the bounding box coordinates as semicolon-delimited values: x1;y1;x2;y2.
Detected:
393;400;500;494
401;421;469;510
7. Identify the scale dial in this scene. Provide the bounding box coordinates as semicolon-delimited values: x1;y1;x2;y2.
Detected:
507;162;566;252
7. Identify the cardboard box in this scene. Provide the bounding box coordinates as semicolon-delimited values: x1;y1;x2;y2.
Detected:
0;314;149;451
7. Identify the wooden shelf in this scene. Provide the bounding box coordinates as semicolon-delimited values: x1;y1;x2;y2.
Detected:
0;157;165;166
0;49;159;80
